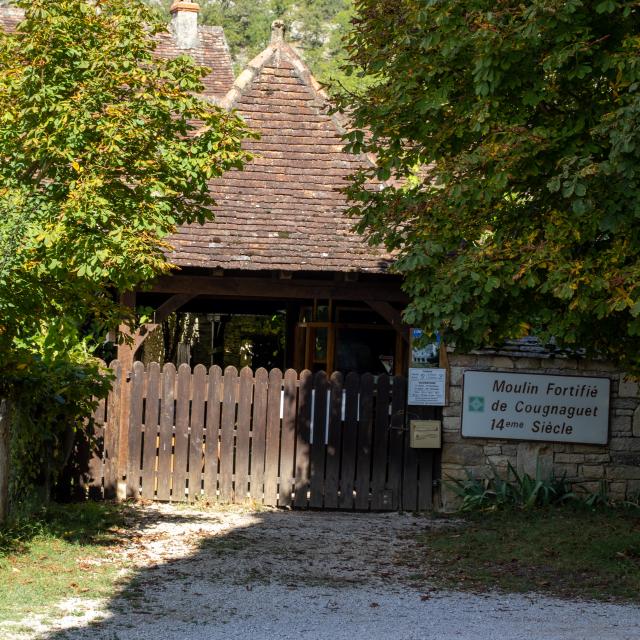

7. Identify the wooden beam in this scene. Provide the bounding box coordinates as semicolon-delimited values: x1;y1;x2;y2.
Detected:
116;291;136;501
133;293;197;356
366;300;410;344
148;274;408;303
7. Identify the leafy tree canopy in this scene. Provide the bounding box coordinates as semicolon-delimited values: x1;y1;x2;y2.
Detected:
337;0;640;370
0;0;252;373
0;0;252;510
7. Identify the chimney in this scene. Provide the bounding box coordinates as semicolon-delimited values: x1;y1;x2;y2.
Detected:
170;1;200;50
271;20;286;45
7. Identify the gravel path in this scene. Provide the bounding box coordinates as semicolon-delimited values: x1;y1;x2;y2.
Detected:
8;504;640;640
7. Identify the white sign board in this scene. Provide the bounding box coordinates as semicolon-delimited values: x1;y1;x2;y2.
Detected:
462;371;610;444
408;368;447;406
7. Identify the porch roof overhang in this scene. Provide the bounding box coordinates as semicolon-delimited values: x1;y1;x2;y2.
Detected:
147;273;408;304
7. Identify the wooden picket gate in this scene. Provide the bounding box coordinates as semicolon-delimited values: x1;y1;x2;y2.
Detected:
88;362;434;511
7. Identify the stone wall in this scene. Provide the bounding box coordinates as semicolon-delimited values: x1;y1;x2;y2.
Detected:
440;353;640;511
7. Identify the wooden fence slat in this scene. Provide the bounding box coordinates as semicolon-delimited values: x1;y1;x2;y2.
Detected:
387;375;406;510
203;365;222;499
172;364;191;502
188;364;207;501
126;362;145;498
355;373;374;510
141;362;161;499
339;372;359;510
104;361;122;499
279;369;298;507
156;364;176;502
264;368;283;506
87;395;106;498
294;370;313;508
234;367;254;503
371;374;391;510
250;368;269;502
418;448;434;511
324;371;343;509
219;366;238;503
309;371;328;509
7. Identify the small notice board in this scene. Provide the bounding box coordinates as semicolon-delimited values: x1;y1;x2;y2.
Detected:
408;368;447;406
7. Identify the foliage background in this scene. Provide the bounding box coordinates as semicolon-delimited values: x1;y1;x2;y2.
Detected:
336;0;640;371
146;0;360;90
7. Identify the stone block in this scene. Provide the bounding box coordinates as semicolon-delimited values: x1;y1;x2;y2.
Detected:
548;358;579;370
449;386;463;404
615;409;635;417
609;437;640;452
608;482;627;501
449;366;465;386
485;356;515;369
612;398;639;410
569;444;609;454
554;453;586;464
574;481;604;495
501;445;518;456
611;452;640;466
607;465;640;480
449;355;478;367
610;416;632;434
486;455;512;468
584;453;611;463
625;480;640;499
619;375;640;398
554;463;578;478
442;417;461;432
579;359;617;372
516;442;553;477
443;405;461;417
579;464;605;479
440;485;462;512
515;359;541;370
484;445;502;455
633;406;640;437
443;443;485;466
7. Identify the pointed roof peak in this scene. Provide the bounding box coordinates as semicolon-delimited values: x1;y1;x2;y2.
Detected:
271;20;286;45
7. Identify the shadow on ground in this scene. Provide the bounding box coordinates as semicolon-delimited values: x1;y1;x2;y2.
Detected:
39;505;433;640
26;504;640;640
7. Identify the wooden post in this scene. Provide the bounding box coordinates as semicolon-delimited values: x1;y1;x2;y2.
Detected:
0;397;10;523
116;291;136;501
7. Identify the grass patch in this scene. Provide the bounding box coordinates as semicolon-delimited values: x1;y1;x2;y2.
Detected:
409;506;640;602
0;501;126;624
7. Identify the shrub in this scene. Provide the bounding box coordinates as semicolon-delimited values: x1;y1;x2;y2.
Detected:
448;460;576;511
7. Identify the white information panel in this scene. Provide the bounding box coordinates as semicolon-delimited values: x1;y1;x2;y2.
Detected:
408;368;447;406
462;370;610;444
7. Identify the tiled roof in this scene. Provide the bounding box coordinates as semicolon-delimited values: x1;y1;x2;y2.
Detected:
153;26;234;99
169;38;393;273
0;7;22;31
0;8;234;99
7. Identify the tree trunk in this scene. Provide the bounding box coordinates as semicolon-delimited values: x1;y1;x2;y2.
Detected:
0;396;11;524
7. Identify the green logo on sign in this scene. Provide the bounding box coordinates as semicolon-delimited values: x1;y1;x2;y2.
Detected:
468;396;485;412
